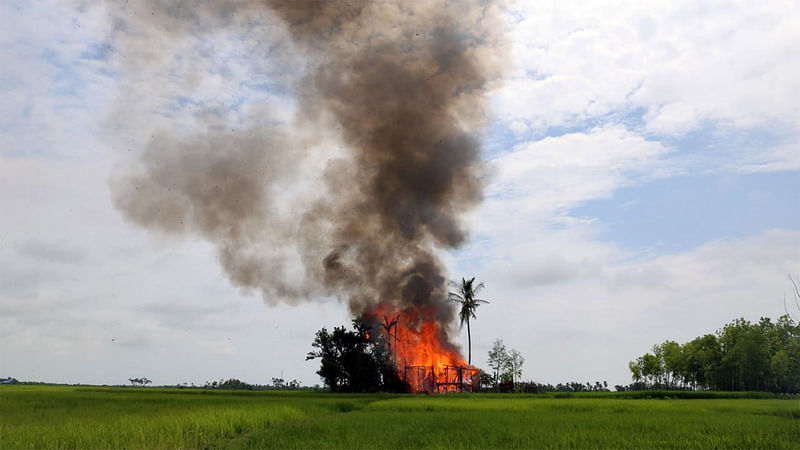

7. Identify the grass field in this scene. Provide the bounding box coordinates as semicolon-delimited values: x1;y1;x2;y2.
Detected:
1;386;798;449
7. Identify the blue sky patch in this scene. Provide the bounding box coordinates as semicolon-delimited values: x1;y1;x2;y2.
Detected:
572;170;800;253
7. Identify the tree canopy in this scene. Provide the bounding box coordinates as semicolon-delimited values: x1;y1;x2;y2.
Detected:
306;319;400;392
450;277;489;365
485;338;525;391
629;315;800;392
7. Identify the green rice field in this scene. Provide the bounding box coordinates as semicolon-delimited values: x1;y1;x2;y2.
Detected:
1;386;798;449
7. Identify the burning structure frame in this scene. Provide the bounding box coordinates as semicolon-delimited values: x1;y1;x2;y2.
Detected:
403;364;479;393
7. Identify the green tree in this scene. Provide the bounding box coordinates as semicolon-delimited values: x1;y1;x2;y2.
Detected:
660;340;683;388
628;360;643;384
306;319;383;392
681;335;720;389
639;353;662;388
449;277;489;365
718;318;770;391
695;334;722;390
769;315;800;391
630;315;799;393
217;378;252;390
487;338;507;388
506;348;525;389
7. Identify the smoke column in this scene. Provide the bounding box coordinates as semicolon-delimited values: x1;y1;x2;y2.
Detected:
109;1;506;340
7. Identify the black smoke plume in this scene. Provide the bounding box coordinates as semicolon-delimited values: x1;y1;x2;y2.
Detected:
108;1;506;337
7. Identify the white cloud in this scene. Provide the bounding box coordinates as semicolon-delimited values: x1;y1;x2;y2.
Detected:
496;0;800;138
730;140;800;173
90;1;302;147
484;125;672;220
0;0;116;160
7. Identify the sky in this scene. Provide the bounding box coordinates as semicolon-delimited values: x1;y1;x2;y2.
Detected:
1;0;798;388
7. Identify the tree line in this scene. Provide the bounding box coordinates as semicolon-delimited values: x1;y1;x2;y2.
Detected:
533;381;611;393
628;315;799;393
198;378;304;390
128;377;151;387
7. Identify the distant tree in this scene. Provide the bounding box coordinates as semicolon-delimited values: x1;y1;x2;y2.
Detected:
628;360;642;384
216;378;252;390
506;349;525;388
128;377;151;387
682;333;721;390
266;378;301;390
770;315;800;392
487;339;508;388
477;370;494;390
532;380;611;393
449;277;489;365
639;353;662;388
660;340;683;388
486;339;525;392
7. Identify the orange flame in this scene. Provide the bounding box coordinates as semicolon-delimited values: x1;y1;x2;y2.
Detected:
367;304;477;393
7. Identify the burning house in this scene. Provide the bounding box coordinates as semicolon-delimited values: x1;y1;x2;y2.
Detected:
404;365;480;394
367;306;479;393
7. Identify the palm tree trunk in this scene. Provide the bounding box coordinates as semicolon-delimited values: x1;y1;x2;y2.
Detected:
467;317;472;365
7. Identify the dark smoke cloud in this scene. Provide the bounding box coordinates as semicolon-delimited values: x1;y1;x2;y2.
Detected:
107;1;507;334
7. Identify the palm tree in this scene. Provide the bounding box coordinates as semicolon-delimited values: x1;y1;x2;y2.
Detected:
449;277;489;365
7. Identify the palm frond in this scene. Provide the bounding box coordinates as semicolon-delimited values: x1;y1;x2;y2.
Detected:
449;292;465;302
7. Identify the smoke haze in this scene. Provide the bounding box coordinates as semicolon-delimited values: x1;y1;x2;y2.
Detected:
108;1;507;336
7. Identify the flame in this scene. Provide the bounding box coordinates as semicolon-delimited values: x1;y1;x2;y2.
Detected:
366;303;477;393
